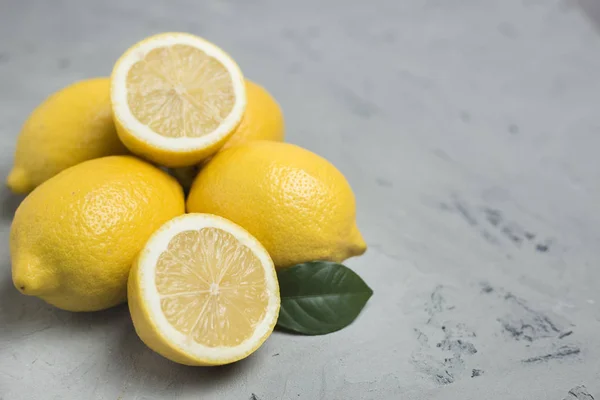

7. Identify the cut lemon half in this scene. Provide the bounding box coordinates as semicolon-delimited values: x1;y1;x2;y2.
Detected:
128;213;280;366
111;32;246;167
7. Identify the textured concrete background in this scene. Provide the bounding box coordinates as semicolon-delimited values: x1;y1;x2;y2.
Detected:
1;0;600;399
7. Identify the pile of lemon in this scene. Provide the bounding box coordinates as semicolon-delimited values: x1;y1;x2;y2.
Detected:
8;33;366;366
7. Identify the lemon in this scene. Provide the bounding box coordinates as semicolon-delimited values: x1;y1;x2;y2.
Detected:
11;156;185;312
7;78;128;194
110;32;246;167
187;141;367;268
128;213;280;366
221;79;284;151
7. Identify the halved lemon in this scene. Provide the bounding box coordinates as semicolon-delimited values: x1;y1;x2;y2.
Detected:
111;32;246;167
128;213;280;366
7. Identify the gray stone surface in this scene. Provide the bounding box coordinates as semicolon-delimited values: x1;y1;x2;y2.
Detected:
1;0;600;399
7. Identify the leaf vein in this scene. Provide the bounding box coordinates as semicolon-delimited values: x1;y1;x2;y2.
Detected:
282;292;372;300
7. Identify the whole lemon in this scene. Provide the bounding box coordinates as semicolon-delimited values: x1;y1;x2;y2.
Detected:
186;141;366;268
7;78;128;194
10;156;185;311
220;79;284;151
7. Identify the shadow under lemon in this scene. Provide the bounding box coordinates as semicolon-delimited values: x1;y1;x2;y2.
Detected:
112;313;268;395
0;269;129;342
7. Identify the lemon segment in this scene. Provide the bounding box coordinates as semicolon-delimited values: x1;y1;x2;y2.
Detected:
111;33;246;167
128;213;279;366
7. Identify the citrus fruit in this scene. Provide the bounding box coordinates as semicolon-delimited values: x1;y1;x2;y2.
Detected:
10;156;185;311
186;141;367;268
7;78;127;194
128;213;280;366
110;32;246;167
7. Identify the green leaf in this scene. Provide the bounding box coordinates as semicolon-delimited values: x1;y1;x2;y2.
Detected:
275;261;373;335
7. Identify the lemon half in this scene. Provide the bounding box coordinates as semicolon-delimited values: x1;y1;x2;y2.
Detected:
111;33;246;167
128;213;280;366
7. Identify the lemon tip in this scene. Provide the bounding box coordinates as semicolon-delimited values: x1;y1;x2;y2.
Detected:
6;168;32;194
349;225;367;257
12;256;58;296
12;274;48;296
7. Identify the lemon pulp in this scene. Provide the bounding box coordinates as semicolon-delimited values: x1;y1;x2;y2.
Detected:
126;44;235;139
155;227;269;347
